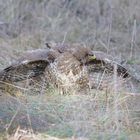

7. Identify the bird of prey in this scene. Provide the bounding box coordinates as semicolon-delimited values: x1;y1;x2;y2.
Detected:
0;43;138;94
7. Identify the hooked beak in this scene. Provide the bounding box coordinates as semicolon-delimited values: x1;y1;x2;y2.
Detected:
88;54;96;61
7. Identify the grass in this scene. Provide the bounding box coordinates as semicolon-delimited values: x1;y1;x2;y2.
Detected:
0;85;140;139
0;0;140;139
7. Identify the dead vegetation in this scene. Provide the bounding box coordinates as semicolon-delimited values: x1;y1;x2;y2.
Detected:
0;0;140;140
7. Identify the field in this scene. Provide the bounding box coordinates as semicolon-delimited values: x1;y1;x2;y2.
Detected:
0;0;140;139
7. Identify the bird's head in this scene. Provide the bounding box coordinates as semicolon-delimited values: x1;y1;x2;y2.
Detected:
87;52;97;61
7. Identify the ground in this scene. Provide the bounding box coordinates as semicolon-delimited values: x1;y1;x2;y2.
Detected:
0;0;140;140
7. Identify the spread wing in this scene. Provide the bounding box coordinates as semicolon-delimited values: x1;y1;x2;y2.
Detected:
86;51;140;92
0;60;48;82
87;51;130;78
0;49;59;83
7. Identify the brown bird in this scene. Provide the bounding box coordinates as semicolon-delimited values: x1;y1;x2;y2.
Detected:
0;43;137;94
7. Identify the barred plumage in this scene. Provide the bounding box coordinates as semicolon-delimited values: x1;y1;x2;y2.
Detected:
0;43;138;94
45;52;90;93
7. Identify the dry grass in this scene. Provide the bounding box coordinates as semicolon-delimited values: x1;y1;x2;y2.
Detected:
0;0;140;139
0;84;140;139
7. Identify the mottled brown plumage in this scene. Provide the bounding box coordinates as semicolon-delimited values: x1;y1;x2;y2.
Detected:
45;52;90;93
0;43;138;94
0;49;60;82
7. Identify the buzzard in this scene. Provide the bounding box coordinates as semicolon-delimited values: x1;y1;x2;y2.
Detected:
0;43;138;94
